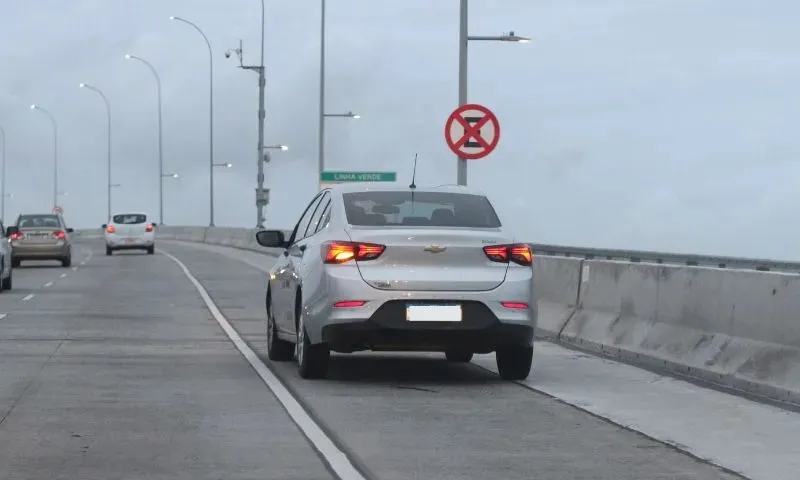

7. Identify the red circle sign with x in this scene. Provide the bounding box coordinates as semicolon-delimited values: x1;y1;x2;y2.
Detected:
444;103;500;160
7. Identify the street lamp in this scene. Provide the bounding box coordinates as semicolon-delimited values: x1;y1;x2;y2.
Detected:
162;173;179;178
213;163;232;168
224;0;267;228
318;0;360;190
457;0;530;186
124;53;166;225
0;125;5;221
30;104;59;210
263;144;288;151
79;83;113;220
170;15;216;226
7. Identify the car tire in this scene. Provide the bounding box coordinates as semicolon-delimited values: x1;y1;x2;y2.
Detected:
61;256;71;267
1;268;11;291
495;344;533;380
266;292;293;361
295;303;330;379
106;246;113;256
445;350;474;362
146;246;155;255
11;258;20;268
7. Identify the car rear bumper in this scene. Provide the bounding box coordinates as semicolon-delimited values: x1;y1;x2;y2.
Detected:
320;301;535;354
106;233;154;248
306;265;537;353
11;243;70;259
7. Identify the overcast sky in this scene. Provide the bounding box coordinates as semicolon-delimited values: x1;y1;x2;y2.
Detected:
1;1;799;260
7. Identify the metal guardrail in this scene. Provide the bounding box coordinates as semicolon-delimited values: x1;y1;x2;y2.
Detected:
72;228;799;273
530;243;800;273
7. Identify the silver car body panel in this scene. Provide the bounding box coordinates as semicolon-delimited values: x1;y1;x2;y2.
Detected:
267;183;537;352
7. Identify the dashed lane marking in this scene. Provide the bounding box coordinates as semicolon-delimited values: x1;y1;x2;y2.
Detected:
0;314;7;320
44;282;53;287
160;249;369;480
22;294;34;301
60;273;67;278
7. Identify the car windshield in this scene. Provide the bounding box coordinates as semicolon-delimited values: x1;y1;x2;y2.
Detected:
17;215;60;228
113;214;147;224
342;191;502;228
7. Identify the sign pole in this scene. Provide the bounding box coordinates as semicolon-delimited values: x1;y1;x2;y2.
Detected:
457;0;469;186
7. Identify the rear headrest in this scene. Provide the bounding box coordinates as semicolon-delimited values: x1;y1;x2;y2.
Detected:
430;208;455;224
401;216;429;226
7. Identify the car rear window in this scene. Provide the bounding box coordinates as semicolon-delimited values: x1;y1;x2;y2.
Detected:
342;191;502;228
113;214;147;224
17;215;60;228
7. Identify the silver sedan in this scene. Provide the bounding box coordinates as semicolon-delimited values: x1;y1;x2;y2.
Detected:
256;184;536;380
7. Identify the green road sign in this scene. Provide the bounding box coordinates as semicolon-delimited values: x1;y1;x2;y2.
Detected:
320;171;396;183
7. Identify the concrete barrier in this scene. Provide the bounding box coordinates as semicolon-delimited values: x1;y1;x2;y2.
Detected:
73;226;800;406
560;260;800;406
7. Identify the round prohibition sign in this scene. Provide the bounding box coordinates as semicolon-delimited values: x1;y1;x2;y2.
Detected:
52;205;63;215
444;103;501;160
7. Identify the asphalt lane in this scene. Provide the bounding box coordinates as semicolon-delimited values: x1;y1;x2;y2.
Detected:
160;240;743;480
0;239;335;480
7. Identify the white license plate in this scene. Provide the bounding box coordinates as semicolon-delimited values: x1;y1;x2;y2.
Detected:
405;304;462;322
124;238;135;244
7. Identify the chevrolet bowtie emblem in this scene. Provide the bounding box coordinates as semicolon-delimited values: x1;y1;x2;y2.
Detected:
423;245;446;253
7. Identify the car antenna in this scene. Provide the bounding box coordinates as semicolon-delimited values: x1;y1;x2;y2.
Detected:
409;153;418;214
409;153;418;189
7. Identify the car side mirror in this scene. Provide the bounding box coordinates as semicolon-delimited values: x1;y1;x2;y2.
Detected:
66;227;74;233
255;229;287;248
101;224;107;229
6;226;18;237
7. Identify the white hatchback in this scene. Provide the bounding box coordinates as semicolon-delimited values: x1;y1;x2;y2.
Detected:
103;212;156;255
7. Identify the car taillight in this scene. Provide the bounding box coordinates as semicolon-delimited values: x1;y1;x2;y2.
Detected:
333;300;366;308
501;301;529;309
53;230;65;239
106;225;116;233
323;241;385;264
483;244;533;266
145;224;154;232
9;232;21;240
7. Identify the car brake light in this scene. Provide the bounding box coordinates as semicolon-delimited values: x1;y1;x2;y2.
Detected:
145;224;154;232
333;300;366;308
9;232;22;240
323;241;385;264
483;244;533;266
106;225;116;233
501;301;529;309
53;230;65;239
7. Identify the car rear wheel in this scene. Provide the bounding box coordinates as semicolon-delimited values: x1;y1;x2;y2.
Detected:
445;350;474;362
61;255;71;267
266;292;293;361
295;304;330;379
495;344;533;380
106;246;113;256
11;258;20;268
2;268;12;291
146;246;155;255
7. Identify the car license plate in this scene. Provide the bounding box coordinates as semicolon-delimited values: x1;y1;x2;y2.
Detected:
124;238;134;244
405;304;462;322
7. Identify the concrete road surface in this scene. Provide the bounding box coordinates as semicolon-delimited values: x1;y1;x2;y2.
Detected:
0;238;746;479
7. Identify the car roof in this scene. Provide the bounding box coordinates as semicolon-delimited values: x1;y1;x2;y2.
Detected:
111;212;148;217
325;183;489;197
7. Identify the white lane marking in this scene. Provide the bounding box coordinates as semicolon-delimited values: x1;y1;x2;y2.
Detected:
0;313;7;320
22;294;34;301
79;261;86;265
160;250;367;480
44;282;53;287
60;273;67;278
72;267;78;272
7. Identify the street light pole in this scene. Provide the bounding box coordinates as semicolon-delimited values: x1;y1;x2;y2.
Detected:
457;0;530;186
225;0;266;227
125;54;164;225
318;0;326;191
171;15;215;226
79;83;113;221
0;125;5;221
30;105;58;210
